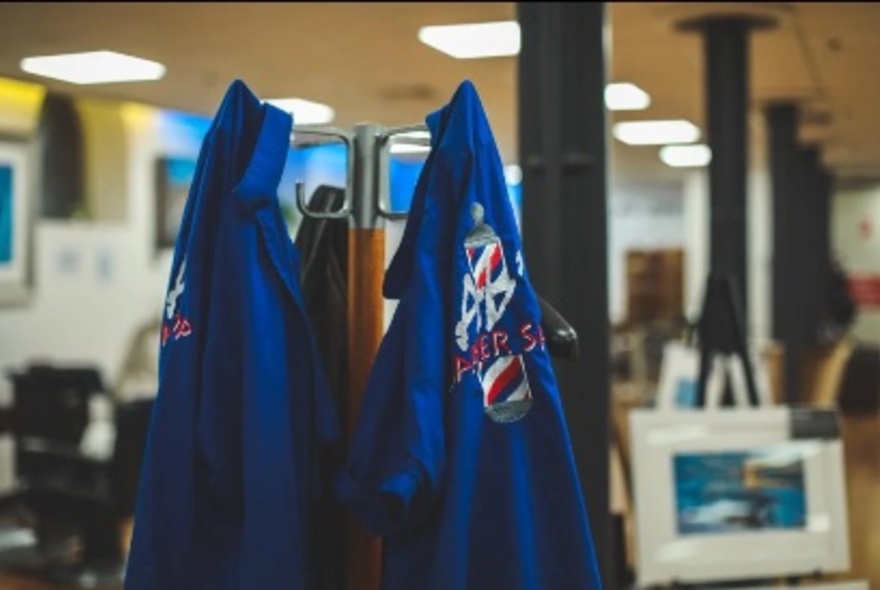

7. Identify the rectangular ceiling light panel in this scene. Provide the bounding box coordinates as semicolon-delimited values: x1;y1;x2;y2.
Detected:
659;144;712;168
612;120;700;146
418;21;521;59
605;82;651;111
20;50;166;84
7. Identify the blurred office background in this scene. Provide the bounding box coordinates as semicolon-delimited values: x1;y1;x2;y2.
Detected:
0;3;875;589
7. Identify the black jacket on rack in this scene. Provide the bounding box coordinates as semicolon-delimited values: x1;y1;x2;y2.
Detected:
294;185;349;590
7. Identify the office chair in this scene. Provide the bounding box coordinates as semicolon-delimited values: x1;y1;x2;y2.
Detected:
1;364;153;588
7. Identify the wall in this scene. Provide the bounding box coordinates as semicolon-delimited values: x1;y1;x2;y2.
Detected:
832;181;880;343
77;99;128;221
608;182;686;324
0;78;43;137
0;97;200;384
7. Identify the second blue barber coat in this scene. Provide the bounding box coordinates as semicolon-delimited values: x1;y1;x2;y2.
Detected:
335;80;603;590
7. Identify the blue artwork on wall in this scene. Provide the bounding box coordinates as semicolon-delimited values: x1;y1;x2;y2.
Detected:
0;165;12;264
0;139;31;305
155;157;198;249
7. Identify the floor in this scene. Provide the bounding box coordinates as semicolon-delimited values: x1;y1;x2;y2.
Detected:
840;413;880;588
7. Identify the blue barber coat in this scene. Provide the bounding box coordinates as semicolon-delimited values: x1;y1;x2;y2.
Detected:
125;80;340;590
335;80;603;590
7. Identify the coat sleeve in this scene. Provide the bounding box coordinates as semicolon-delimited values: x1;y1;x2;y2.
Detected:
334;155;458;537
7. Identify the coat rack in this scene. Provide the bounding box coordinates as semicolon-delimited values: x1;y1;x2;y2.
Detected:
292;122;426;590
291;122;580;590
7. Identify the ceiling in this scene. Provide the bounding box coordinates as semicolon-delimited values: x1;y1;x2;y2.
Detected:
0;2;879;183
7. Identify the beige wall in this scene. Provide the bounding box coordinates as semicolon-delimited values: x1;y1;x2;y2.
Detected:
0;78;43;137
833;181;880;343
0;77;181;383
76;98;128;221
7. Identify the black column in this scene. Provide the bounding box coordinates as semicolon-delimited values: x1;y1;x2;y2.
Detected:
816;161;833;322
766;103;802;403
518;3;613;589
800;145;828;348
705;18;751;318
678;15;774;348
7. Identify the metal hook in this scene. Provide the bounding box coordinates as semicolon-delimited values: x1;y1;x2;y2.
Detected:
295;181;351;219
374;124;431;221
291;125;354;220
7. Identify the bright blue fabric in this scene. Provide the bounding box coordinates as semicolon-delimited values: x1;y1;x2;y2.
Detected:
336;80;603;590
125;79;340;590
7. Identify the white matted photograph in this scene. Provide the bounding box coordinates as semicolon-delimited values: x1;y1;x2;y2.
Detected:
629;408;851;587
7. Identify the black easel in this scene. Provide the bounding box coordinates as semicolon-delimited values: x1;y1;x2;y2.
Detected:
695;273;760;408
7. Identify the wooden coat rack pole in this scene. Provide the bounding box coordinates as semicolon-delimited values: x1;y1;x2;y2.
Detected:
345;124;384;590
295;122;424;590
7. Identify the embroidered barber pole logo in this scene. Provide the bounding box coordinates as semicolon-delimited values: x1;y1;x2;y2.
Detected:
465;204;516;333
454;203;533;423
455;204;517;351
481;354;533;423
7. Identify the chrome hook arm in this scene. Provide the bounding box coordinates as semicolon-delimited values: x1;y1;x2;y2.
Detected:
374;124;430;221
291;125;354;220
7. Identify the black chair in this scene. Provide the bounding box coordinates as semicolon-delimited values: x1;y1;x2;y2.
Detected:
0;364;154;587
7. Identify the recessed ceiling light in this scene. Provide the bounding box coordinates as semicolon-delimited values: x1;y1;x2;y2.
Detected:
612;119;700;146
20;50;165;85
265;98;335;125
390;130;431;155
418;21;520;59
659;144;712;168
605;82;651;111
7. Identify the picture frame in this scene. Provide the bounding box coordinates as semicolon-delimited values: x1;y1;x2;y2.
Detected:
629;408;851;586
154;156;197;251
0;137;33;307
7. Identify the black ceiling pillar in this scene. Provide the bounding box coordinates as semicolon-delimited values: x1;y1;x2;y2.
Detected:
800;144;831;346
766;103;802;403
704;18;750;313
518;3;612;589
678;14;775;350
816;160;833;319
767;100;835;402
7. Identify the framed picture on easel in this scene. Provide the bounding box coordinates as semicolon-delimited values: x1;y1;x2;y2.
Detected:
629;407;851;587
